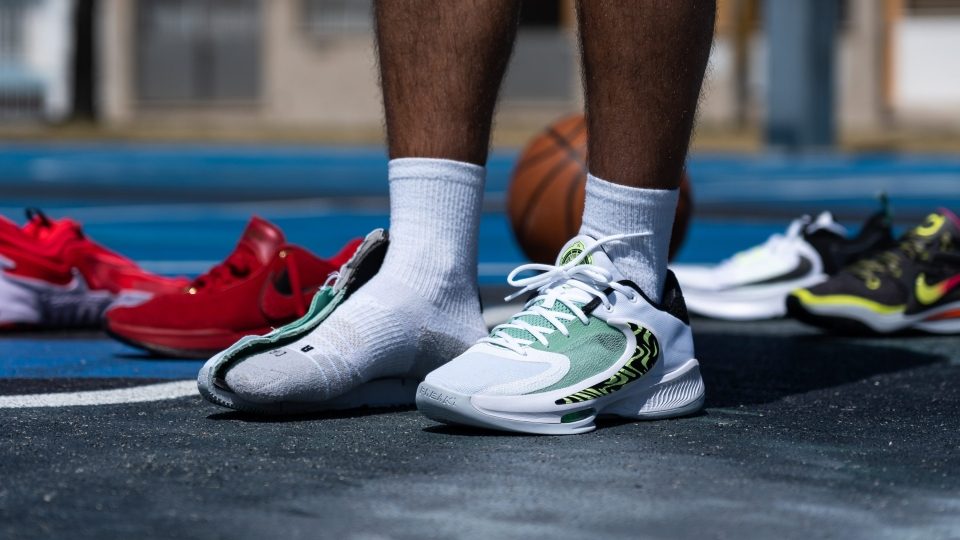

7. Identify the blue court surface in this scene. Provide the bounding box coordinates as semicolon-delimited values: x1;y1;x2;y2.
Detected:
1;145;958;539
1;145;957;381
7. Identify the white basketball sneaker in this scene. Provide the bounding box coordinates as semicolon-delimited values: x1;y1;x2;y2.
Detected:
671;210;894;321
416;234;704;435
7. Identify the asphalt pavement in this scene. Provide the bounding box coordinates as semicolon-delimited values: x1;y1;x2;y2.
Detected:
1;318;957;540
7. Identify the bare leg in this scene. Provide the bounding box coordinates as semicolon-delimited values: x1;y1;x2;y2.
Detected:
578;1;716;189
376;0;522;165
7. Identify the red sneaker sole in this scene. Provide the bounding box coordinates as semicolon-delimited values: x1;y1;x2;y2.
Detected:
106;321;274;359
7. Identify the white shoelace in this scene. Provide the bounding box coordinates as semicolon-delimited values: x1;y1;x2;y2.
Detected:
481;233;650;355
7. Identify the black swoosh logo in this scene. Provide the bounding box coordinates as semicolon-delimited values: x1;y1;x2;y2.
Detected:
271;267;292;295
739;256;814;287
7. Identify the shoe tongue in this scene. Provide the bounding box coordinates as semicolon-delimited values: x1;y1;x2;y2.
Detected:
804;212;847;237
555;234;626;282
497;235;622;346
23;215;84;242
236;216;286;265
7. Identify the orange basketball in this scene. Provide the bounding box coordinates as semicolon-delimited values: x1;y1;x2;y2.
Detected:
507;113;693;264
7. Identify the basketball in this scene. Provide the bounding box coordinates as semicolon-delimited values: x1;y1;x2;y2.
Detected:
507;113;693;264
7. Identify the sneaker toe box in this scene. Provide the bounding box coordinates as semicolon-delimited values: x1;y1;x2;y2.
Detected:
425;346;563;396
223;348;331;404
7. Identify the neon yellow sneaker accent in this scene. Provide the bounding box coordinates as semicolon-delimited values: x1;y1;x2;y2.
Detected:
916;214;945;237
791;288;904;315
915;273;960;306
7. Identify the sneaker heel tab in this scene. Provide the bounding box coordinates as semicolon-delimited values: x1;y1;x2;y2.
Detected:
336;230;389;300
661;271;691;326
616;278;686;322
366;228;389;244
663;270;681;293
25;208;52;227
332;237;365;266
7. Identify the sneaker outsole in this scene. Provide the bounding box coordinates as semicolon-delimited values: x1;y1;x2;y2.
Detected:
417;359;705;435
198;360;419;415
786;294;960;335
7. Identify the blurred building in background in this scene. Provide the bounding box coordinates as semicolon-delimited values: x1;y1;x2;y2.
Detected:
0;0;73;121
2;0;960;141
95;0;576;133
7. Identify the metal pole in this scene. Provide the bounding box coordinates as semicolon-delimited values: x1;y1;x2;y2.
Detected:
764;0;839;151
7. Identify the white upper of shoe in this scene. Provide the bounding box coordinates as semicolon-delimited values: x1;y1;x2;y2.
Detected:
423;234;695;409
672;212;844;292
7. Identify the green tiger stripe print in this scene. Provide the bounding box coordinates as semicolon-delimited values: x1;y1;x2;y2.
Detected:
555;323;660;405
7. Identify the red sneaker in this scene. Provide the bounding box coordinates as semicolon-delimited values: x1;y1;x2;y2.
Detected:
105;216;361;358
0;209;188;329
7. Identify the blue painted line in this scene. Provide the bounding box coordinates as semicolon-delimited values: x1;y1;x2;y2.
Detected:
0;338;203;379
675;217;911;264
676;219;800;263
0;145;958;209
0;146;956;380
0;144;517;198
0;209;529;284
0;215;894;380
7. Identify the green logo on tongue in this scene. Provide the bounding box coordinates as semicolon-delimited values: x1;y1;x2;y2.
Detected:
559;240;593;266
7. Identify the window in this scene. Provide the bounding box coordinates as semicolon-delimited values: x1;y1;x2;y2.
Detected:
502;1;575;103
302;0;373;38
907;0;960;15
0;0;27;65
0;0;46;120
135;0;261;103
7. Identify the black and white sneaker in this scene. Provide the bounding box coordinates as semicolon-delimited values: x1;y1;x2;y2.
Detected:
671;209;894;320
788;209;960;334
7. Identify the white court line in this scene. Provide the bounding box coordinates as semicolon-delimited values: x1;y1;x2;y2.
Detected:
2;303;523;409
0;381;198;409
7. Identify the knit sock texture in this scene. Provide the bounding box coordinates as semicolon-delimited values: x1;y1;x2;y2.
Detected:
578;173;679;302
225;158;489;403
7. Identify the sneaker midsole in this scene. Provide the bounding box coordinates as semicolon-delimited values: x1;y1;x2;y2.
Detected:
799;298;960;333
418;358;704;428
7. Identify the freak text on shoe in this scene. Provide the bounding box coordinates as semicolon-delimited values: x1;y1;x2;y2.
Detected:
419;386;456;407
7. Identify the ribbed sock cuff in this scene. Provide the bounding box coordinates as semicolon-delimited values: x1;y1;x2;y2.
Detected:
384;157;485;308
579;173;678;301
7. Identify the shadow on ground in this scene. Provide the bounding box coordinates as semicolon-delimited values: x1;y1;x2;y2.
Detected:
206;405;416;423
693;320;948;408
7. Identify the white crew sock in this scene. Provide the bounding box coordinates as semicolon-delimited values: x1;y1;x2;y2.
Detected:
578;173;678;302
225;158;489;403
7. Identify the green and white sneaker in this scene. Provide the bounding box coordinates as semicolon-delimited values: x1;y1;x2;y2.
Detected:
416;234;705;435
